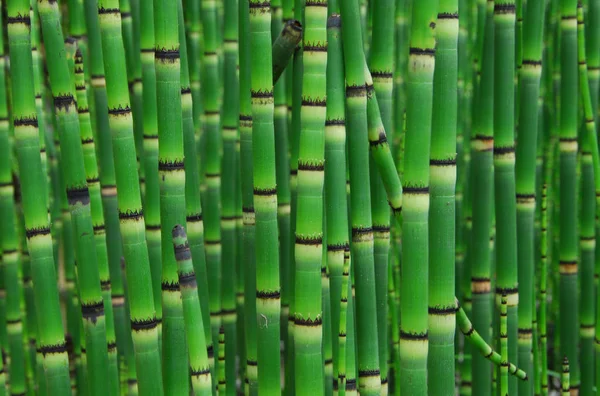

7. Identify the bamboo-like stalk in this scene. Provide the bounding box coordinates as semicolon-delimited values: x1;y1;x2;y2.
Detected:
238;0;258;393
272;20;303;84
562;357;571;396
249;0;282;392
515;0;545;393
172;225;212;396
293;0;327;390
400;0;437;393
74;48;121;395
558;0;580;390
177;0;214;385
469;2;494;394
6;0;71;393
95;0;164;392
338;0;381;393
201;0;223;360
221;0;240;390
0;16;25;393
369;0;394;391
500;295;509;395
493;0;519;393
153;0;189;391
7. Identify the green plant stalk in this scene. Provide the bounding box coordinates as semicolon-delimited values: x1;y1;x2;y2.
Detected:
201;0;223;359
6;0;70;393
337;248;351;395
239;0;258;393
138;0;163;347
324;13;347;393
183;0;203;137
271;1;293;384
500;295;509;395
217;326;226;393
221;0;240;391
428;2;458;395
393;0;408;168
0;31;26;394
558;0;580;390
272;19;303;84
469;2;494;394
249;0;281;392
562;357;571;395
120;0;143;175
400;0;438;392
96;0;164;393
74;48;120;396
293;0;327;390
177;0;214;384
493;0;519;393
153;0;189;391
515;0;545;393
118;257;139;395
80;0;127;373
338;0;382;393
539;175;550;395
172;225;212;396
369;0;394;390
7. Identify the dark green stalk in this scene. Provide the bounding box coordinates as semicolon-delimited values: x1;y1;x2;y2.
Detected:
493;0;519;392
95;0;164;392
0;22;25;393
338;0;381;393
6;0;70;393
221;0;239;390
249;0;281;392
369;0;395;390
172;225;212;396
470;2;494;394
293;0;327;390
138;0;163;346
271;0;292;384
400;0;438;392
177;0;214;383
201;0;223;359
558;0;580;390
238;0;258;393
500;295;509;395
153;0;189;391
272;19;303;84
515;0;545;393
74;48;120;396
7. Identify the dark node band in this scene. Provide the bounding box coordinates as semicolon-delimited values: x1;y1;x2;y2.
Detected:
371;70;393;79
303;43;328;52
37;343;67;356
409;47;435;56
346;379;357;390
295;316;323;326
327;14;341;28
131;317;159;331
493;145;515;155
438;12;459;19
155;48;180;61
81;301;105;321
186;213;203;222
325;118;345;126
403;185;429;194
358;369;381;377
250;90;274;98
345;84;366;97
239;114;252;122
178;272;197;287
66;186;90;205
327;243;349;252
107;342;117;352
369;131;388;147
301;97;327;107
428;305;457;315
108;106;132;116
6;318;21;325
98;7;121;15
181;87;192;95
297;161;325;171
400;331;428;340
495;286;518;295
253;187;277;196
256;290;281;299
7;14;31;25
174;244;192;262
430;158;457;166
517;328;533;334
101;279;111;290
158;160;185;171
372;225;390;233
190;367;211;376
494;3;516;13
521;59;542;65
161;281;180;291
13;117;38;127
25;226;51;239
246;359;258;367
118;209;144;220
53;94;76;110
145;223;161;231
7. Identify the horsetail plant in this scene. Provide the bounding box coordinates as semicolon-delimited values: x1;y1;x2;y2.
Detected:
272;20;303;84
6;0;70;393
96;0;164;392
172;225;212;396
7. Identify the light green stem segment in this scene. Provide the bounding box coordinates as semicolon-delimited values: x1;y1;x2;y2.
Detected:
6;0;70;393
154;0;189;391
500;295;509;396
272;19;303;84
172;225;212;396
249;0;281;393
95;0;164;393
455;299;528;380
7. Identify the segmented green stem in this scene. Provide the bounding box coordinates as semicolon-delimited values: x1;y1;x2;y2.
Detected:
272;19;303;83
